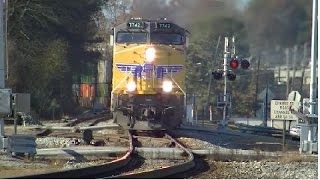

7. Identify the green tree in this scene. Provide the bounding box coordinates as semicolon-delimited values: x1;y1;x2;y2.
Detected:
186;14;253;117
7;0;105;118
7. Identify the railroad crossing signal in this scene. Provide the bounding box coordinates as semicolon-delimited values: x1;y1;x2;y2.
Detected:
212;58;250;81
229;58;250;70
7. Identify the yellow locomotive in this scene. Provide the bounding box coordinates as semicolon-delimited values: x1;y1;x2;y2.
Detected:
110;18;188;130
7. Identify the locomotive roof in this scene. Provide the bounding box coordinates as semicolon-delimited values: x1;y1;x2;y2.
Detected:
114;18;189;35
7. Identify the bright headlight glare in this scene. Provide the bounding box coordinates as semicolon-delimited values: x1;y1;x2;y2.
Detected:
162;81;173;93
145;47;156;62
126;81;136;92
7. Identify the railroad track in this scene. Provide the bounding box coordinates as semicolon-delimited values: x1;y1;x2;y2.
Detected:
9;118;205;179
36;112;112;137
10;130;134;179
228;123;293;138
18;129;196;178
108;130;195;179
65;113;110;127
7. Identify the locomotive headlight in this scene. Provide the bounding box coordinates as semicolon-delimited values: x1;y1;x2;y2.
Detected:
145;47;156;62
162;80;173;93
126;81;136;92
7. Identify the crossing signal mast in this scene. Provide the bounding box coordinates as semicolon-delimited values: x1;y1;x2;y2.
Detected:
211;36;250;128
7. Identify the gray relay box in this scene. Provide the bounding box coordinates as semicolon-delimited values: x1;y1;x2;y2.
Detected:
0;89;12;115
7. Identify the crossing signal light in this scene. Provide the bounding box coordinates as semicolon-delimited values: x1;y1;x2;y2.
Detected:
240;59;250;69
227;72;236;81
212;71;223;80
229;58;239;69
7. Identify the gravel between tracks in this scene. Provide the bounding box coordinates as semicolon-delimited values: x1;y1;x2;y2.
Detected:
174;129;317;179
193;160;318;179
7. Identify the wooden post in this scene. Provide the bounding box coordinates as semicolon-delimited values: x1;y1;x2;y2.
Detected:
209;105;212;122
282;120;286;152
291;45;298;91
254;54;261;117
0;119;4;137
14;118;17;135
285;48;290;96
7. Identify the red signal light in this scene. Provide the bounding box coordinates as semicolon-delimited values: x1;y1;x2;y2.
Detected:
229;59;239;69
241;59;250;69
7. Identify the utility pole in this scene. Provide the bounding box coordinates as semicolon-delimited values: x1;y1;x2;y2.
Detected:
310;0;318;116
291;45;298;91
285;48;290;96
0;0;4;88
5;0;7;80
297;0;318;154
221;37;231;128
300;43;308;95
254;54;261;117
0;0;5;139
264;82;268;127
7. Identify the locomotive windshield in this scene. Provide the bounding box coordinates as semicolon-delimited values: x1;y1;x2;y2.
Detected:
116;32;147;43
150;33;183;45
116;31;184;45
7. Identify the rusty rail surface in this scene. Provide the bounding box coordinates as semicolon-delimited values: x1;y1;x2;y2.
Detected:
109;130;195;179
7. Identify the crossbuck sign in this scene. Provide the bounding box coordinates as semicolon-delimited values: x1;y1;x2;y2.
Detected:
271;100;299;120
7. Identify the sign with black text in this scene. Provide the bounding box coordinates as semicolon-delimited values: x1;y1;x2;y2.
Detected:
271;100;299;120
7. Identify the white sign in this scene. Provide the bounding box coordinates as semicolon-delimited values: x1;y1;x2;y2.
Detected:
288;91;301;102
271;100;299;120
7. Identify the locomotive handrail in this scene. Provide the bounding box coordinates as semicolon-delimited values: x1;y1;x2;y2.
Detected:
168;74;186;96
110;72;132;94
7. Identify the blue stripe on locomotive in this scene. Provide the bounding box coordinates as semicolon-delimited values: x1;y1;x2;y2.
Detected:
116;63;183;78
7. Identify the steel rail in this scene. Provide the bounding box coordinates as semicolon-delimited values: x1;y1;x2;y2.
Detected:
108;131;195;179
36;113;112;137
9;130;133;179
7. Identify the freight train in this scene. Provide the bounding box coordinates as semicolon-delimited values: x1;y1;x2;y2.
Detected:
110;18;189;130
